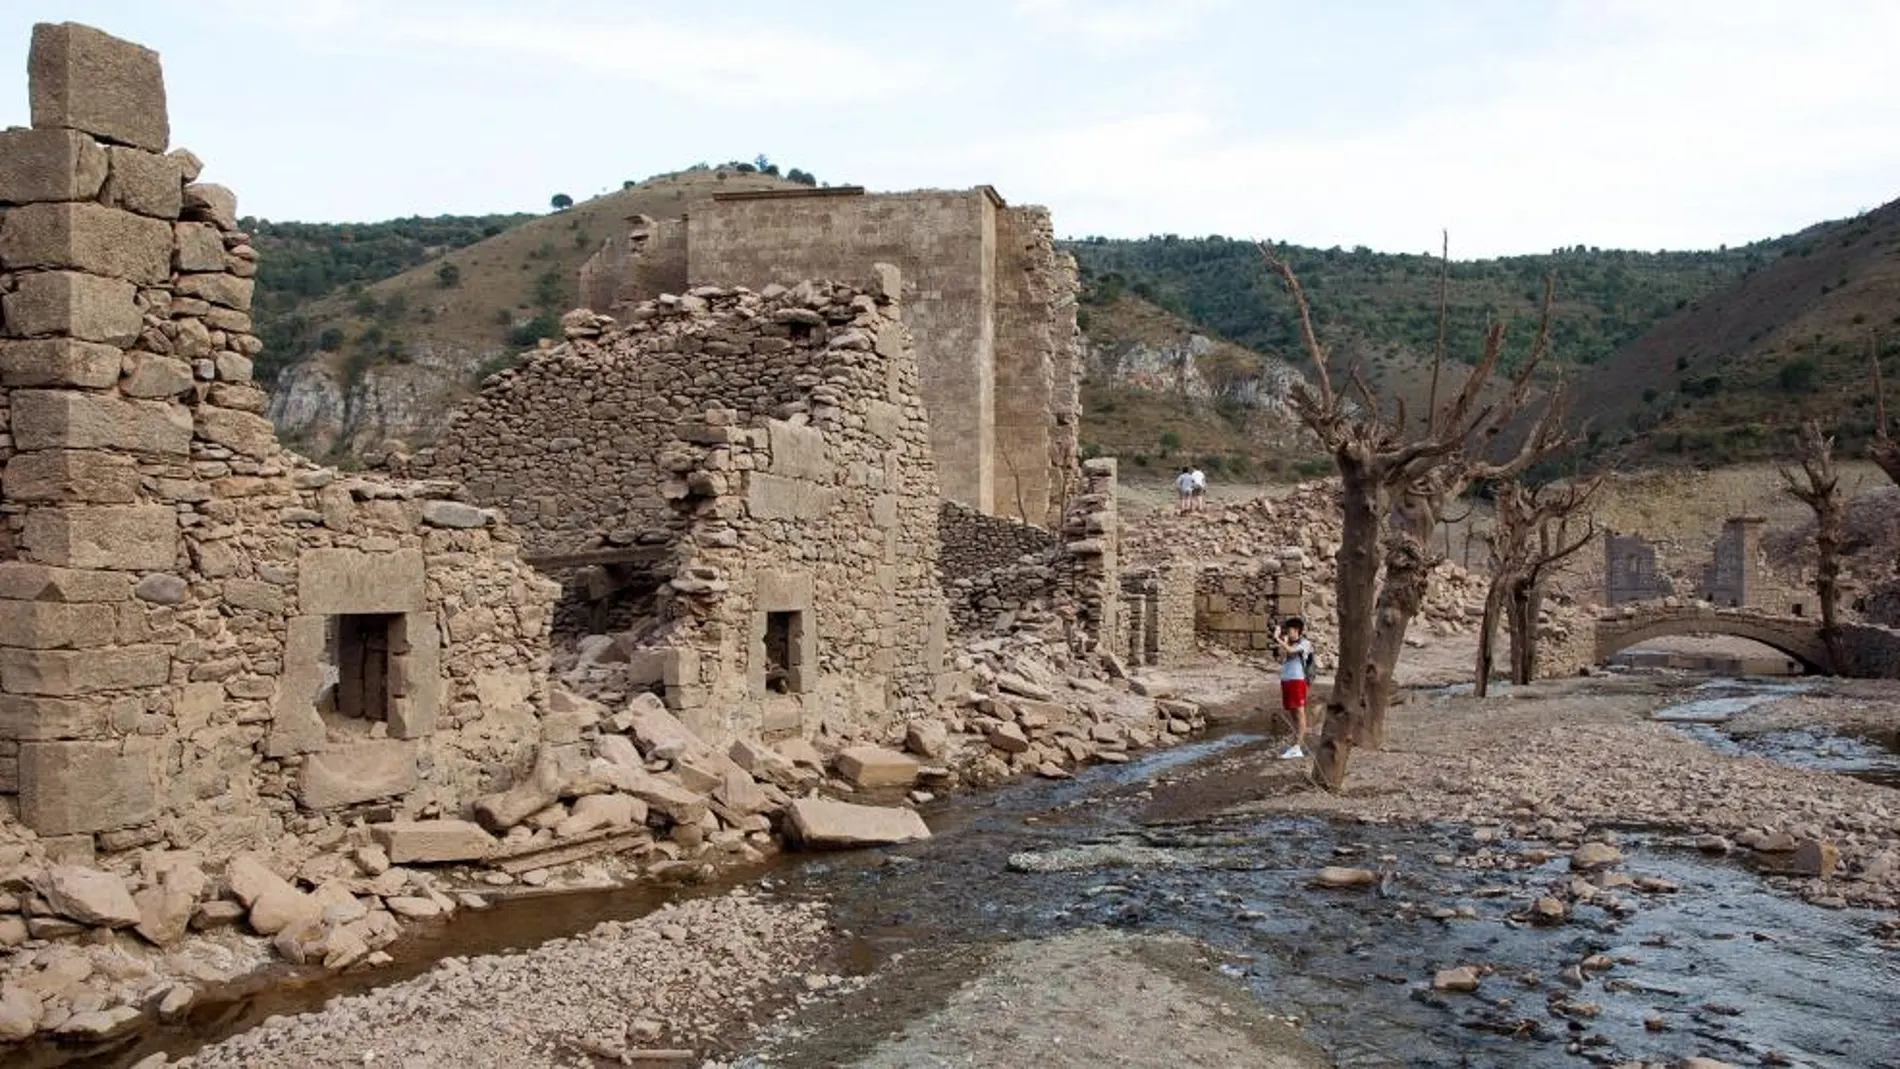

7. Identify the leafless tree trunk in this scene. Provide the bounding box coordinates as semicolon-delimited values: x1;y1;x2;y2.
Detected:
1781;419;1844;665
1870;339;1900;487
1258;242;1573;787
1475;480;1597;696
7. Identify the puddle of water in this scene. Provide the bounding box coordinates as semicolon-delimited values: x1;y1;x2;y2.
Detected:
1651;678;1810;723
1678;724;1900;789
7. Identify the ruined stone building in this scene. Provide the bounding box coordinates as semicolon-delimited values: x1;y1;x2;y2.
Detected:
1697;516;1765;609
0;24;558;852
415;279;952;742
577;186;1083;528
1603;532;1672;606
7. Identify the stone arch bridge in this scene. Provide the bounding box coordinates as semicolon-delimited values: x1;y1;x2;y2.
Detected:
1595;604;1900;678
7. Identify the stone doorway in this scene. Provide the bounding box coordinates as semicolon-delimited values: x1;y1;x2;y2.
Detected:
334;614;401;722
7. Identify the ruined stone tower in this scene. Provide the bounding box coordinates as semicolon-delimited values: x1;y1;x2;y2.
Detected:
0;24;557;849
578;186;1083;528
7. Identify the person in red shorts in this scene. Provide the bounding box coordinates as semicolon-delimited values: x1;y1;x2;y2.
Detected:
1274;617;1314;759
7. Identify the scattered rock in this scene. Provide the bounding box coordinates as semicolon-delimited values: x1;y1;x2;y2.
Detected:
1313;866;1378;889
833;746;921;789
1568;842;1623;872
786;798;931;847
371;820;497;864
1432;966;1481;993
1791;839;1839;878
36;865;142;928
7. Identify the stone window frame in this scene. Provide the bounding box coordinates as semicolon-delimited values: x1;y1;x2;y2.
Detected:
748;570;815;698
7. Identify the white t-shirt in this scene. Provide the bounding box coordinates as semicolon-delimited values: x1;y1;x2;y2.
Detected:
1175;472;1195;494
1281;637;1313;681
1190;469;1207;491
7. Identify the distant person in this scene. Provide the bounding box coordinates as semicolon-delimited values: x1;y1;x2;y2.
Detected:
1175;466;1195;513
1274;617;1314;759
1189;465;1208;511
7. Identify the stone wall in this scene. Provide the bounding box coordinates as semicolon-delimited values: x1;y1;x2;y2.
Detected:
1121;564;1195;667
0;24;558;853
419;277;949;742
1698;516;1765;609
1195;557;1307;656
938;500;1060;584
1603;531;1672;606
578;186;1081;527
1062;458;1122;659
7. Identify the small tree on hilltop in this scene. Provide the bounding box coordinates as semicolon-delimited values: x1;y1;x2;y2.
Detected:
550;192;574;211
1475;478;1598;697
1257;237;1573;790
1781;419;1845;665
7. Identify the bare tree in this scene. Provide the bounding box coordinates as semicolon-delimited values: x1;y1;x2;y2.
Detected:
1475;479;1598;696
1870;339;1900;487
1781;419;1844;663
1257;241;1573;789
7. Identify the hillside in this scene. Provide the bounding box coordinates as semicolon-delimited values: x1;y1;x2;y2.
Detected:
1077;291;1318;482
258;166;806;456
1574;197;1900;466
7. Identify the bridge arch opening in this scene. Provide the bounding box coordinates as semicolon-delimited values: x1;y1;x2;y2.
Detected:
1605;633;1809;676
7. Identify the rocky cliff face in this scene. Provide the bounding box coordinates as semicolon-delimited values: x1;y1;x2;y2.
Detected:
1088;330;1302;414
269;339;503;456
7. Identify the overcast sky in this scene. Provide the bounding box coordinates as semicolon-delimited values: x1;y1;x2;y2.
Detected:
4;0;1896;257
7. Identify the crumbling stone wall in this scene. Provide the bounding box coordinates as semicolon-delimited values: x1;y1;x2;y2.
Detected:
1603;532;1672;606
579;186;1081;527
1698;516;1765;609
1062;458;1123;659
0;23;557;854
421;277;949;742
1195;557;1307;656
937;500;1060;584
1121;564;1195;667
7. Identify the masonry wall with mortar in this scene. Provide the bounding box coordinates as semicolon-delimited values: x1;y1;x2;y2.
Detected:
0;23;558;855
580;187;1081;528
418;278;951;743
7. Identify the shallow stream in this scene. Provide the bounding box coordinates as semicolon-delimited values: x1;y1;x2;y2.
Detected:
32;697;1900;1069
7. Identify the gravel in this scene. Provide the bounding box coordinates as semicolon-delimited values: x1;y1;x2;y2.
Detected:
176;888;834;1068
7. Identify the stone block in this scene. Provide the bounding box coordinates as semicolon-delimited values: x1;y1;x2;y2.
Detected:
0;563;129;603
1;270;141;344
0;600;118;649
182;184;237;229
9;390;192;455
864;399;902;441
101;146;182;218
222;578;284;614
1;644;169;696
265;615;327;757
21;505;178;571
0;201;172;284
297;740;419;810
833;745;921;789
0;127;108;203
29;22;169;152
298;548;426;615
121;354;195;398
369;819;495;864
18;738;158;835
3;449;138;503
173;222;224;272
195;406;277;457
175;273;254;312
754;570;813;612
746;472;834;521
767;419;828;480
0;694;137;740
0;338;123;388
786;798;930;847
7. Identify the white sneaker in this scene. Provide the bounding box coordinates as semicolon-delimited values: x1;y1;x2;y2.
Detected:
1280;745;1305;760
